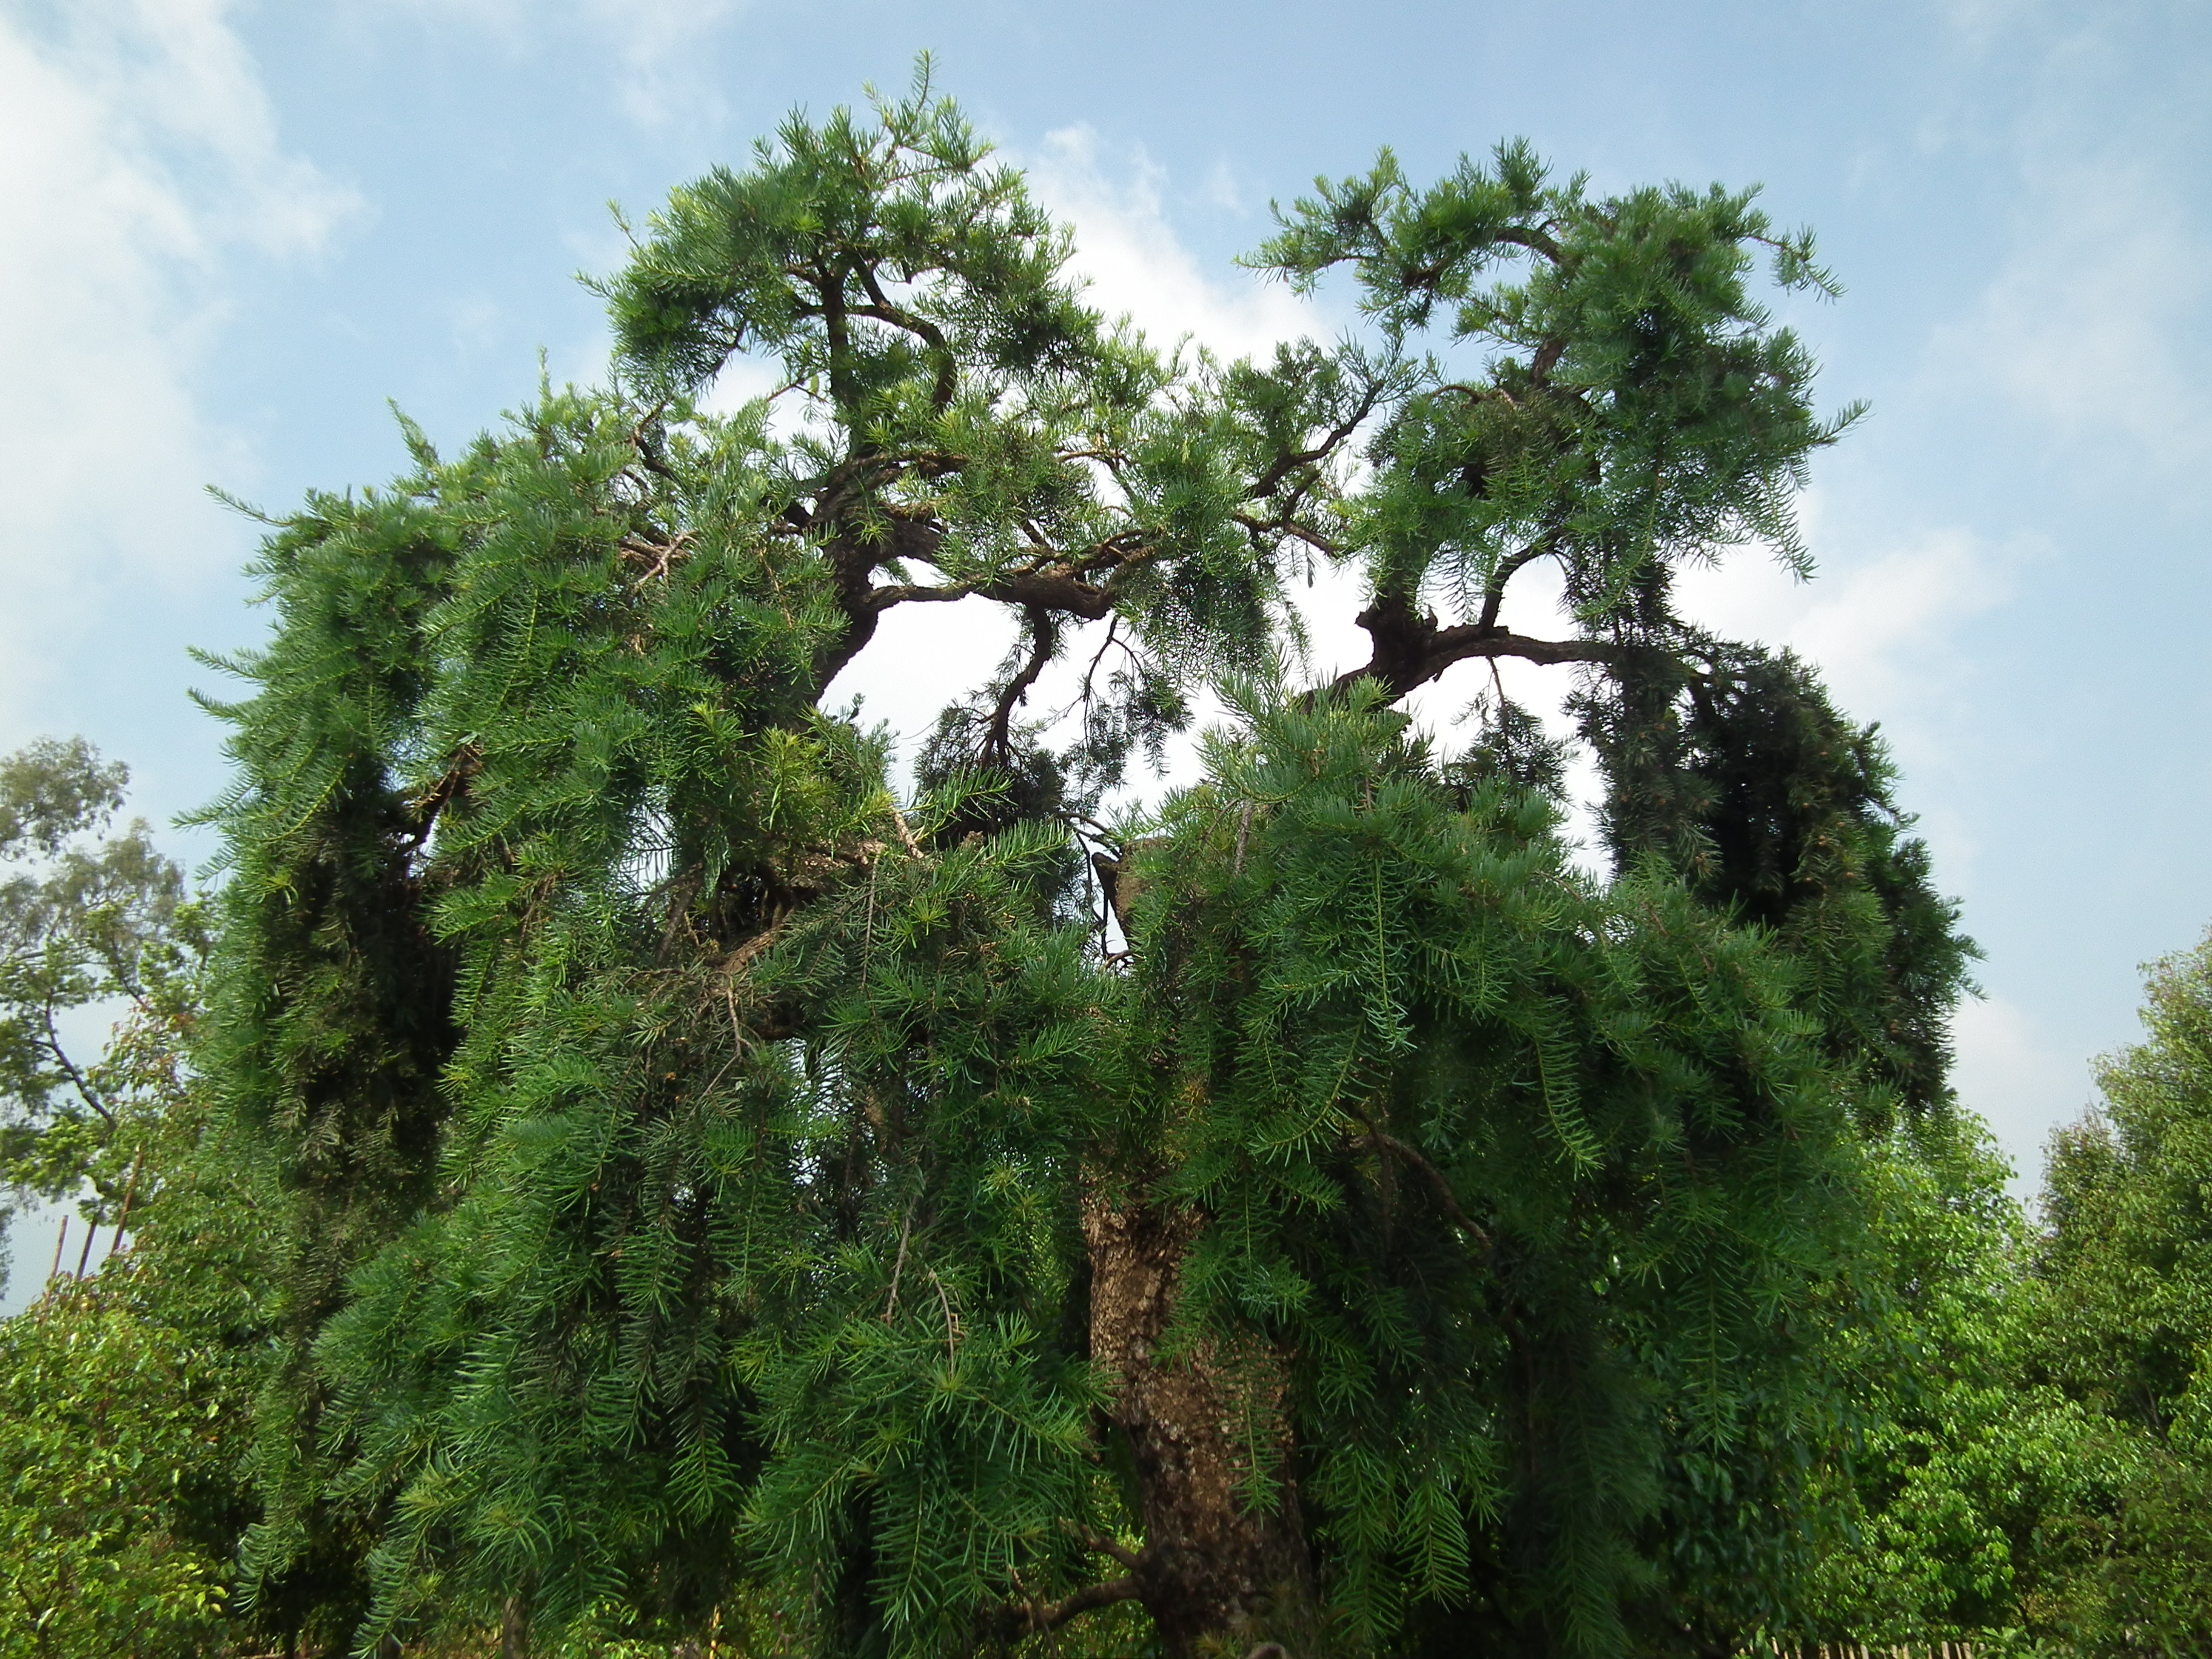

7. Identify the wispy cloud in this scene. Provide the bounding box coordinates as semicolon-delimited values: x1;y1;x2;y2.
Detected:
369;0;750;124
1673;511;2026;741
1939;179;2211;494
1923;8;2212;501
1018;126;1322;366
0;0;354;734
1950;991;2095;1196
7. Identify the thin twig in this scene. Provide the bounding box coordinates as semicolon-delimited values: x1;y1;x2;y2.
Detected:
42;1218;67;1309
1347;1105;1492;1251
927;1267;960;1366
882;1204;914;1322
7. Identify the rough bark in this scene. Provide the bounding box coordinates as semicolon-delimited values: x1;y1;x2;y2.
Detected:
1082;1195;1312;1657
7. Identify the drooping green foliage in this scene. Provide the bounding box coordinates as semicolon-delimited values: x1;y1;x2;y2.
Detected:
19;73;2212;1652
1119;684;1865;1655
1576;646;1977;1125
186;461;473;1634
1547;645;1981;1652
178;67;1985;1659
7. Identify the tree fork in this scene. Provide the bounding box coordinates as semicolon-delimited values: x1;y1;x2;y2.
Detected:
1332;588;1627;702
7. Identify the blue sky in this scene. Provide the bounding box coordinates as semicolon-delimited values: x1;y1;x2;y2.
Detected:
1;0;2207;1282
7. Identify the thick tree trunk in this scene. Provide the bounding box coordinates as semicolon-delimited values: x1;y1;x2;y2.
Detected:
1084;1195;1312;1657
500;1592;529;1659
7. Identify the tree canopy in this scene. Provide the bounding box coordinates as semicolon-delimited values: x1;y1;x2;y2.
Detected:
158;67;1991;1658
0;736;190;1287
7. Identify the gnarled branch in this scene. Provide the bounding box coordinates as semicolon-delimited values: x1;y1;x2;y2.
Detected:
1329;590;1625;702
987;606;1059;760
993;1574;1143;1638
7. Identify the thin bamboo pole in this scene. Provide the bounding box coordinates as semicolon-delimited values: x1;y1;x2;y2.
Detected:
43;1217;67;1301
107;1148;145;1264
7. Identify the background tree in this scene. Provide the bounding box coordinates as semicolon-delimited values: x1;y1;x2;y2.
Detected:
0;737;190;1289
2011;931;2212;1652
0;1067;270;1659
1792;1118;2098;1655
0;765;272;1659
1793;931;2212;1659
196;69;1974;1658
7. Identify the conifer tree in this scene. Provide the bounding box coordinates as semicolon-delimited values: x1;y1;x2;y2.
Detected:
199;69;1972;1657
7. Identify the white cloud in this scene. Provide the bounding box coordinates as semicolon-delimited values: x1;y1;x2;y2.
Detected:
576;0;748;125
1930;165;2212;489
1671;510;2025;746
1913;5;2212;500
1018;126;1322;366
0;0;353;733
369;0;747;124
1950;991;2096;1193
